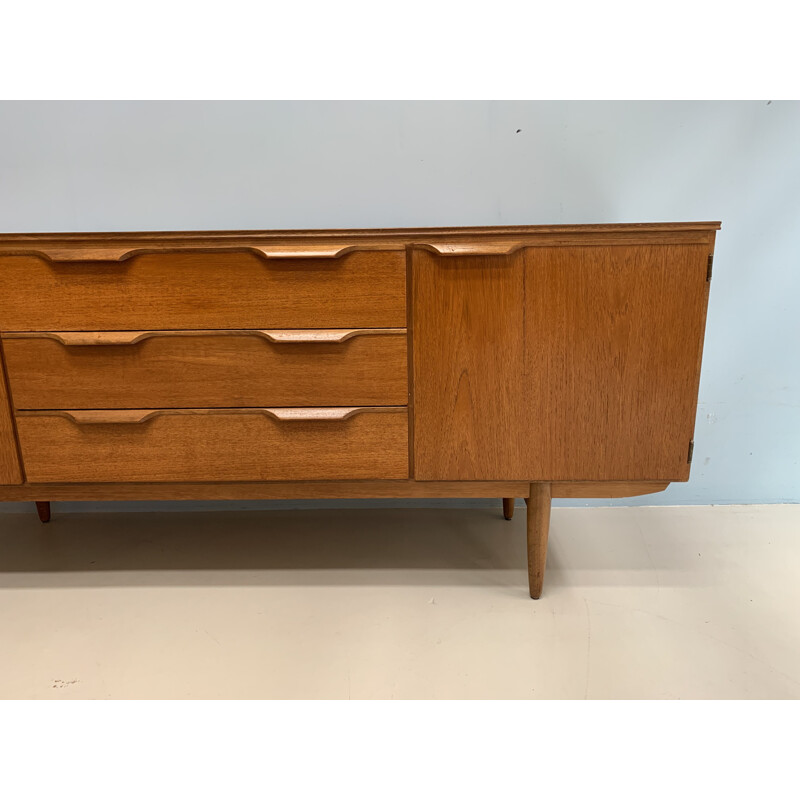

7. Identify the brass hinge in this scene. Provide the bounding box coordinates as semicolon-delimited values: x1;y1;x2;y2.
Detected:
687;439;695;464
707;254;713;281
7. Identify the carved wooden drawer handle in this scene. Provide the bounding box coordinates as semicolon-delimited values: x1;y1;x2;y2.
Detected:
256;329;404;344
30;244;399;263
250;246;359;259
416;242;526;256
3;329;405;346
263;408;377;421
35;410;163;425
17;407;402;425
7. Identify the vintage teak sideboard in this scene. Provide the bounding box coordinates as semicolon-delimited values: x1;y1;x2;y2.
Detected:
0;222;719;597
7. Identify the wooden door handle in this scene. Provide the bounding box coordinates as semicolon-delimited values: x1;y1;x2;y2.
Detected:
3;329;405;346
17;407;402;425
416;242;526;256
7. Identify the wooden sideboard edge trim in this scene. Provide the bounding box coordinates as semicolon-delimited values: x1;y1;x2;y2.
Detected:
0;232;718;261
16;407;407;425
0;480;670;501
0;222;722;245
552;481;669;498
2;329;407;346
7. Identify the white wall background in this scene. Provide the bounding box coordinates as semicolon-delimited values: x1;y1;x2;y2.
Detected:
0;101;797;508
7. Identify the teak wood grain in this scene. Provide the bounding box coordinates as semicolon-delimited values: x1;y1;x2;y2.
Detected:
3;329;408;409
412;249;528;479
0;342;23;484
0;250;406;331
522;244;709;480
413;242;711;481
15;407;409;483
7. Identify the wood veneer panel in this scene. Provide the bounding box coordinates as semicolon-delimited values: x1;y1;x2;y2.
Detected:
412;249;527;480
0;343;23;484
16;408;408;483
0;250;405;331
4;330;408;409
523;244;709;480
412;242;710;481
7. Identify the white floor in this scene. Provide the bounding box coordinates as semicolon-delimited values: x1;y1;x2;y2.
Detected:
0;503;797;699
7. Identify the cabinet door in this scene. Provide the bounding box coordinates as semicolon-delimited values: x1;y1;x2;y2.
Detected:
522;244;709;481
412;243;710;481
412;249;527;479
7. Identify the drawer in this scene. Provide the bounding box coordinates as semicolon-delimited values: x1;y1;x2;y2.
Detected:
0;248;406;330
3;329;408;409
16;407;409;483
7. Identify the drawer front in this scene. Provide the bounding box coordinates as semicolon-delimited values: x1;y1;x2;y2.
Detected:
16;407;409;483
3;329;408;409
0;249;406;330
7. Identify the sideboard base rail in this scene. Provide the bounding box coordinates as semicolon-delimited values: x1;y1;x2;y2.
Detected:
1;480;669;502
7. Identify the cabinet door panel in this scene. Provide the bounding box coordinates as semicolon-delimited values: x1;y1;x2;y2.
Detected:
412;250;526;479
523;244;708;480
412;243;709;481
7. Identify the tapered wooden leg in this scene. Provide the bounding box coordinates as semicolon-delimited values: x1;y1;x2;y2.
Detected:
35;501;51;523
502;498;515;520
525;483;551;599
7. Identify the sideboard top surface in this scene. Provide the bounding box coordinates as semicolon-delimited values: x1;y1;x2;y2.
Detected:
0;221;721;246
